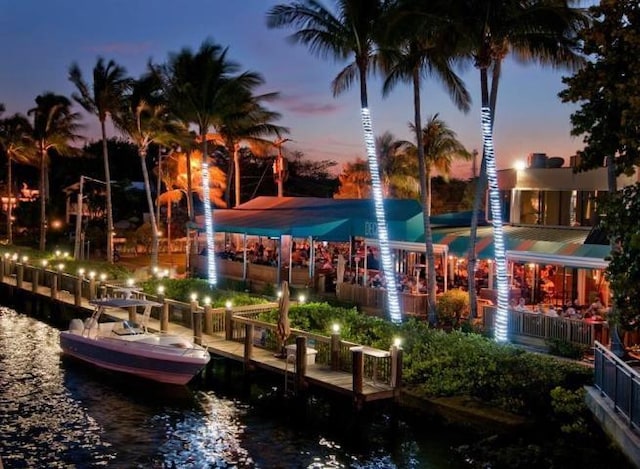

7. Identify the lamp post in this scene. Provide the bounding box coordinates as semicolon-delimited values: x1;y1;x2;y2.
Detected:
73;175;108;261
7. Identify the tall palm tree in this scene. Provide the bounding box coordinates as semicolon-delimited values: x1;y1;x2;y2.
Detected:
114;74;186;267
267;0;404;322
0;113;35;244
69;58;130;263
381;3;471;322
210;82;288;207
28;93;82;251
334;158;372;199
450;0;588;330
154;39;262;277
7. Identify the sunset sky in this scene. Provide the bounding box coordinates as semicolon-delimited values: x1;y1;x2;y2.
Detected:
0;0;588;179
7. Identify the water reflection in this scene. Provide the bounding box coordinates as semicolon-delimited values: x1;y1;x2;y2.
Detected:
0;307;466;468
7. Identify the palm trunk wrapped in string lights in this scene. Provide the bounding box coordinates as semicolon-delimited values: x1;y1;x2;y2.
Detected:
361;108;401;323
201;161;217;286
481;107;508;341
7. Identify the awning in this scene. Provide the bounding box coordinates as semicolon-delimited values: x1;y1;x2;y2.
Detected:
431;225;609;265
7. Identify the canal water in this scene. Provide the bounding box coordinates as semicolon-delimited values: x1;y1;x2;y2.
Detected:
0;306;472;468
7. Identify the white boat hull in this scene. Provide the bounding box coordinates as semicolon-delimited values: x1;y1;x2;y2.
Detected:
60;332;210;385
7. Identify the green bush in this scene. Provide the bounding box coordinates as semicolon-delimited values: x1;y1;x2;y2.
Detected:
546;338;589;360
436;288;469;327
139;278;271;306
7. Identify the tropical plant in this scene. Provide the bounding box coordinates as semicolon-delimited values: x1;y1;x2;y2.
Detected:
450;0;589;326
69;57;131;263
154;39;262;277
28;93;82;251
0;113;35;244
114;73;186;267
333;158;371;199
267;0;403;322
375;131;418;198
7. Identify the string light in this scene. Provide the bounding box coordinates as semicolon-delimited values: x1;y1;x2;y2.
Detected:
201;161;217;286
361;108;401;323
481;107;508;342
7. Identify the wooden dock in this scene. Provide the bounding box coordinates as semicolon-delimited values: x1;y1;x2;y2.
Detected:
0;258;399;407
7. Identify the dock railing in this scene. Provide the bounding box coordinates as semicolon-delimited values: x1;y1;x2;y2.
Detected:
594;341;640;432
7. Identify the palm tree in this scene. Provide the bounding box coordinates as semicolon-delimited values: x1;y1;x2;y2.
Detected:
69;58;130;263
380;3;471;322
114;74;186;267
267;0;404;322
334;158;372;199
376;131;418;198
208;82;288;207
155;39;262;277
28;93;82;251
0;113;35;244
450;0;588;329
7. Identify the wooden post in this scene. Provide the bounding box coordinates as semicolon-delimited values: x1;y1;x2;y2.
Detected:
188;298;198;330
31;268;39;293
224;305;233;341
74;276;83;307
51;275;58;300
159;294;169;332
244;323;254;371
295;336;308;391
352;347;364;395
16;263;23;289
88;276;96;300
204;304;213;335
193;308;203;346
390;345;403;389
128;305;137;322
57;269;64;294
331;331;341;371
0;256;5;280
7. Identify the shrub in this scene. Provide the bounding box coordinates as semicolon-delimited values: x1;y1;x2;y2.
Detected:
436;288;469;327
139;278;271;306
546;338;589;360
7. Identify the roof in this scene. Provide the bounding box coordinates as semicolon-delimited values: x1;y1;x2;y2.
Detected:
197;196;425;241
429;225;610;265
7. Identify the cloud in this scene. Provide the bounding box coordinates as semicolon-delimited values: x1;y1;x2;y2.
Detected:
278;94;343;116
84;41;153;56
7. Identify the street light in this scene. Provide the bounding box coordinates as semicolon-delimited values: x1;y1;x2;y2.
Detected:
73;175;109;261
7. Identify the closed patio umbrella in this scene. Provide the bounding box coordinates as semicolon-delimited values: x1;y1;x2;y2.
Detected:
276;281;291;357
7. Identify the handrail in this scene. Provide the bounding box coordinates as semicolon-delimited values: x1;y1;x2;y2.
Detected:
593;341;640;432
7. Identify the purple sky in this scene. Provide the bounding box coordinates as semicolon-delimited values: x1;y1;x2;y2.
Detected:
0;0;587;178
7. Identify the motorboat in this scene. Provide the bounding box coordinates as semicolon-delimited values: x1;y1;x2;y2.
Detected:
60;293;211;385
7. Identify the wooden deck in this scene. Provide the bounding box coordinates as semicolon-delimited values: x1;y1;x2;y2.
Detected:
0;263;397;405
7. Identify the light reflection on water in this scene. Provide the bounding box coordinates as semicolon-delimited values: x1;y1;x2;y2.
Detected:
0;307;464;468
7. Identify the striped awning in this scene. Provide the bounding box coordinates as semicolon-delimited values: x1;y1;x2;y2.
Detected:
431;225;609;265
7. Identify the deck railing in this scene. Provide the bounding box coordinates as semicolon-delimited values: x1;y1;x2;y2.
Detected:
481;304;609;347
594;341;640;432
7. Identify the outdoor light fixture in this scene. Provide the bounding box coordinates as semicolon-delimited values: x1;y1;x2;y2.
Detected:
11;253;18;261
277;291;282;298
88;271;96;279
225;300;232;309
481;106;508;342
57;263;65;271
393;337;402;348
157;285;165;295
3;253;9;259
298;294;306;304
361;108;401;323
55;250;61;257
203;296;211;306
63;252;69;259
190;292;198;302
78;268;85;277
332;323;340;334
126;278;134;287
99;273;107;282
201;161;217;286
41;260;48;267
21;256;28;263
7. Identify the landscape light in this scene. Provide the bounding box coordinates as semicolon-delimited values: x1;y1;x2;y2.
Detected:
201;161;217;286
99;273;107;282
41;260;48;267
225;300;232;309
88;271;96;279
126;278;134;287
78;268;85;277
157;285;165;295
393;337;402;348
190;292;198;302
481;106;508;342
55;250;61;257
203;296;211;306
63;252;69;259
360;108;401;323
332;323;340;334
21;256;28;263
298;294;305;304
57;263;65;271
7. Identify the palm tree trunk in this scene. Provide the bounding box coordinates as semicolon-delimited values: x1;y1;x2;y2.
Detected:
358;63;401;322
7;158;12;245
412;69;437;323
101;121;114;264
39;142;46;251
140;148;159;268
